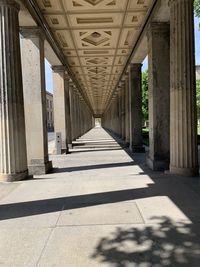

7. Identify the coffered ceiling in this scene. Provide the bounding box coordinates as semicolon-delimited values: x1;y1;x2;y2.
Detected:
35;0;152;115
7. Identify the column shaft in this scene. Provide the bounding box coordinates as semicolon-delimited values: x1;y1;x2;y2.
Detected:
0;0;28;181
21;27;52;175
125;75;130;144
65;75;72;148
118;89;122;137
121;82;126;140
169;0;198;176
52;66;70;153
129;64;144;152
147;23;170;170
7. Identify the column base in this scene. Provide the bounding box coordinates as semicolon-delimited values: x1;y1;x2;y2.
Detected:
61;148;71;154
28;161;52;175
169;165;199;177
125;141;130;147
147;157;169;171
130;145;145;153
0;170;28;182
68;144;73;149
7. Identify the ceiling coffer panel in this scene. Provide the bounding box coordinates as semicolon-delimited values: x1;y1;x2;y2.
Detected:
36;0;153;114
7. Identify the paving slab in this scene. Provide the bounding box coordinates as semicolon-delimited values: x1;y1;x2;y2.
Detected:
0;127;200;266
58;201;144;226
0;228;51;267
0;183;20;201
37;224;200;267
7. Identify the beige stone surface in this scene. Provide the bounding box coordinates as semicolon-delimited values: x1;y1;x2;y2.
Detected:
169;0;198;176
147;22;170;171
0;0;28;182
21;27;51;175
52;66;70;151
0;127;200;266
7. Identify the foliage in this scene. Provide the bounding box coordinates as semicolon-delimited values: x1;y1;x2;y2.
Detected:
142;70;148;122
196;80;200;119
194;0;200;19
141;71;200;124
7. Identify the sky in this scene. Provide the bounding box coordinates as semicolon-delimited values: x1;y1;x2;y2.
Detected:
45;16;200;93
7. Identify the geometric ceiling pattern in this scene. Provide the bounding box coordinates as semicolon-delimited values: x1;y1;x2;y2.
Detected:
36;0;152;115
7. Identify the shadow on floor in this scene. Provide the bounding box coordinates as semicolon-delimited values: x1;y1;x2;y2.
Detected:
0;187;153;220
53;161;135;173
70;148;122;154
0;177;200;223
2;128;200;266
91;216;200;267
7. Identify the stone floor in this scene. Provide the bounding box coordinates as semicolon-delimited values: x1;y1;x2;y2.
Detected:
1;127;200;267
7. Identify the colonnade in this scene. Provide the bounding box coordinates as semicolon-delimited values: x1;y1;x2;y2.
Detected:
0;0;198;181
102;0;199;177
0;0;94;181
52;67;94;154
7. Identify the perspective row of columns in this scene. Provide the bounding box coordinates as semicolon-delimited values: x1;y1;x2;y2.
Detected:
102;63;144;154
52;65;94;153
102;0;199;177
0;0;94;181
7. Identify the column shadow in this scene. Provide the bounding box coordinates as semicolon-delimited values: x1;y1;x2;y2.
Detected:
52;161;136;173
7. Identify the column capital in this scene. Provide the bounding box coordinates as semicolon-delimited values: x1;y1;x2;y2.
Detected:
0;0;19;10
69;81;74;87
147;22;170;40
64;73;71;81
52;65;66;73
20;27;45;40
120;80;125;86
168;0;193;7
129;63;142;71
124;72;129;80
148;22;170;32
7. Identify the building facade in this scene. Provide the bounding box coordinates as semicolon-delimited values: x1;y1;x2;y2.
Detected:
46;91;54;131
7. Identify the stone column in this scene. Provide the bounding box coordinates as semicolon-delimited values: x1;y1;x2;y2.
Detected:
0;0;28;181
52;65;69;153
73;89;79;139
21;27;52;175
65;74;72;148
118;89;122;137
129;64;145;152
69;82;75;141
147;22;170;170
121;81;126;140
169;0;198;176
125;75;130;144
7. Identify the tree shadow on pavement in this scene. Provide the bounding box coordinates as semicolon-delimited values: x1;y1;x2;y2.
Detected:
91;216;200;267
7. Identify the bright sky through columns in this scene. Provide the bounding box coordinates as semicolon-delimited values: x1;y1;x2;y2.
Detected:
45;16;200;93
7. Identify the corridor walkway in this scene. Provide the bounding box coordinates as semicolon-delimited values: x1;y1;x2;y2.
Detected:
1;127;200;266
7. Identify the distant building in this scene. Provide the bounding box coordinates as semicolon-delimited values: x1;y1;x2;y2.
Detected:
196;65;200;80
46;91;54;131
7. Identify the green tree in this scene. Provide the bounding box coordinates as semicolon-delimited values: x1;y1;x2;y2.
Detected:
196;80;200;120
142;70;148;123
194;0;200;19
